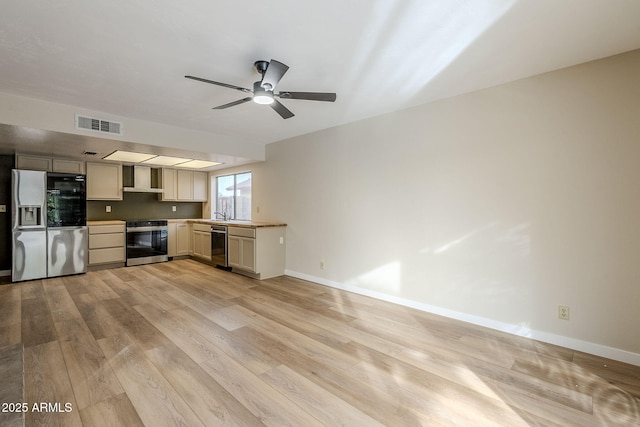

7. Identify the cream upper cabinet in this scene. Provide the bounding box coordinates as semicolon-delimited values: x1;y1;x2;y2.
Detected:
16;155;51;171
192;171;207;202
160;168;178;201
53;159;85;174
167;169;207;202
86;162;123;200
17;155;85;174
177;170;193;201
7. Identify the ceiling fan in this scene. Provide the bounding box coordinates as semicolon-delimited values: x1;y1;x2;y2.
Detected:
185;59;336;119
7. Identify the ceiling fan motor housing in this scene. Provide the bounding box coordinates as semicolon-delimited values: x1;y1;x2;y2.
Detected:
254;60;269;75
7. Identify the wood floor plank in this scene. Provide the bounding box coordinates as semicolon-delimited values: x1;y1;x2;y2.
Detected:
0;285;21;347
146;343;265;426
260;364;385;427
21;292;57;348
236;293;353;346
79;393;145;427
100;275;155;307
43;277;82;323
100;297;170;351
132;303;324;426
0;343;24;427
3;258;640;426
97;333;205;427
86;277;121;301
24;341;82;427
344;340;557;427
55;317;124;409
230;322;422;425
136;303;280;377
69;291;126;341
123;279;184;311
20;280;46;300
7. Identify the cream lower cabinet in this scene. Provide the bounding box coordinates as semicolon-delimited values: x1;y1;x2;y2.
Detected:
228;235;256;272
192;223;211;261
176;223;191;256
228;226;285;280
88;223;125;266
168;221;191;257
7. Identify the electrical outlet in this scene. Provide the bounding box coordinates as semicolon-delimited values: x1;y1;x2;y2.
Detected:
320;260;325;270
0;204;6;213
172;206;177;212
558;306;570;320
105;205;111;213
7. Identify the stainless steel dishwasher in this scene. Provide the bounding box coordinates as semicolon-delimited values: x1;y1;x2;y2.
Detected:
211;225;230;269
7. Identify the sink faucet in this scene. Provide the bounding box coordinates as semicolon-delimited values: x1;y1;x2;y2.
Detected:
214;211;229;221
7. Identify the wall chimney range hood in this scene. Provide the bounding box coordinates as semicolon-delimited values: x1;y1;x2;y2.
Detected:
123;165;163;193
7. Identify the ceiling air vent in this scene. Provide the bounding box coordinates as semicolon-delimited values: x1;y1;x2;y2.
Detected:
75;114;122;136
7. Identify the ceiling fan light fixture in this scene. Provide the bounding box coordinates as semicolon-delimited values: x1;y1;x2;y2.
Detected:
187;59;336;118
253;94;274;105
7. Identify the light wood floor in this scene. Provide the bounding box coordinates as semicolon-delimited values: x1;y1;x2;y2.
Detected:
1;259;639;426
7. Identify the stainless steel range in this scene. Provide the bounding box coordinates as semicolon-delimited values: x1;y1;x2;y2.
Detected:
125;219;168;266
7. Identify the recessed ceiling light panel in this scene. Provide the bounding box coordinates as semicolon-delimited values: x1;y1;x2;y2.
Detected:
177;160;222;169
103;150;156;162
142;155;192;166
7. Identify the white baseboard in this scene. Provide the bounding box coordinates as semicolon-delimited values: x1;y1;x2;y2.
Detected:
285;269;640;367
0;270;10;277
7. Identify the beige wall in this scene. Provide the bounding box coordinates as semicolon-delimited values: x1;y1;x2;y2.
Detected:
254;49;640;364
0;91;265;161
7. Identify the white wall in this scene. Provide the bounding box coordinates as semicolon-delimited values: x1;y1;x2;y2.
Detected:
257;49;640;364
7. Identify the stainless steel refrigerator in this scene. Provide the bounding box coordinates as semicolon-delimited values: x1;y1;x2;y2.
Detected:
11;169;88;282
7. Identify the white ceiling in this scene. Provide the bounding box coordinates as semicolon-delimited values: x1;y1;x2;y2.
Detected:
1;0;639;167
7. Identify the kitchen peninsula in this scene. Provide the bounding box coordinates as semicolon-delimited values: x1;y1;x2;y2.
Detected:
89;218;286;280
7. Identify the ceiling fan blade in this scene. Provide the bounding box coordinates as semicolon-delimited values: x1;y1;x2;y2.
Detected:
270;99;295;119
260;60;289;91
185;75;252;93
277;91;337;102
213;97;253;109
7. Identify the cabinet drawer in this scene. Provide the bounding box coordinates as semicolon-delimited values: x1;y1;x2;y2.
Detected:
89;247;125;265
89;233;124;249
89;224;125;234
228;227;255;238
192;223;211;232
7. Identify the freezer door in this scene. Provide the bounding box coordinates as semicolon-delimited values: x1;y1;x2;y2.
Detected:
12;169;46;230
47;227;88;278
12;230;47;282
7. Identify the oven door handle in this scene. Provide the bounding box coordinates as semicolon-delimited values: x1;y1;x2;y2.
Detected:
126;226;167;232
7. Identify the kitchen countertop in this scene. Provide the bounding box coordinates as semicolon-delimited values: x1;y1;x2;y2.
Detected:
87;220;126;226
88;219;286;228
189;219;287;228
